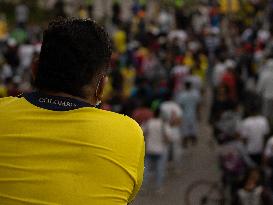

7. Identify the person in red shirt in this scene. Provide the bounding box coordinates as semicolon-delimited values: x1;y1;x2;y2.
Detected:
221;59;238;102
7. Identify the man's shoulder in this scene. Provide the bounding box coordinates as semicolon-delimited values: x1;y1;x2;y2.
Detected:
248;116;267;123
0;96;23;107
243;116;266;126
97;109;138;123
94;109;143;136
94;110;145;152
242;118;253;126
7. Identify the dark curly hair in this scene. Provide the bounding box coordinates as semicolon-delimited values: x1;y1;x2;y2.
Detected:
34;18;112;97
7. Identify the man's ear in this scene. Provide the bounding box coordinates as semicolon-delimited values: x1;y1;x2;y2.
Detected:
95;76;108;100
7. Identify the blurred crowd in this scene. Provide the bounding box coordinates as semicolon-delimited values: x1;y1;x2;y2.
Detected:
3;0;273;204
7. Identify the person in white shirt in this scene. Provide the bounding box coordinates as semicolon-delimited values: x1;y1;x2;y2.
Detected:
239;104;269;165
143;108;172;191
168;29;188;47
257;58;273;124
15;2;29;27
171;62;189;94
157;9;174;34
212;57;227;88
233;168;273;205
160;92;183;172
18;42;34;71
175;81;200;147
186;73;202;92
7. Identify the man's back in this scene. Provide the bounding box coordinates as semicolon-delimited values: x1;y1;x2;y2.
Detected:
257;68;273;99
176;89;200;122
0;94;144;205
145;118;168;155
240;116;269;154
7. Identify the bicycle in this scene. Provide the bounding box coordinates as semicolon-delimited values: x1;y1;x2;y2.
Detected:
185;180;227;205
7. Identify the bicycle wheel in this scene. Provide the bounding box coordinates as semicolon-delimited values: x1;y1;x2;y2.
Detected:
185;180;225;205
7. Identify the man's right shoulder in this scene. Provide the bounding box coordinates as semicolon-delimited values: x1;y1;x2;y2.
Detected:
96;109;143;133
90;109;145;158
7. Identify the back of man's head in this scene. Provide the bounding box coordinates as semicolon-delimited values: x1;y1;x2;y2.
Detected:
34;18;112;97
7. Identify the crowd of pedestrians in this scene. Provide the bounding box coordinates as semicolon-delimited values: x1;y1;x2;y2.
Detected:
3;0;273;204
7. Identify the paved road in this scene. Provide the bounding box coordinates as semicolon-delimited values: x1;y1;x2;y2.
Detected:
132;88;222;205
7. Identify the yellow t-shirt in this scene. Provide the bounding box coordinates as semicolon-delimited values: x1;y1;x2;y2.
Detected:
0;92;145;205
0;20;7;40
113;30;127;54
121;68;136;98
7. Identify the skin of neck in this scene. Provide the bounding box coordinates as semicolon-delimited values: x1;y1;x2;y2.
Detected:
40;76;108;107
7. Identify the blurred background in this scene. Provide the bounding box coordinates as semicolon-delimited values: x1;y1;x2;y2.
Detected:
2;0;273;204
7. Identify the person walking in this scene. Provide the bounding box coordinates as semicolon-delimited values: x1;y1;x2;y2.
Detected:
143;108;171;192
175;81;200;147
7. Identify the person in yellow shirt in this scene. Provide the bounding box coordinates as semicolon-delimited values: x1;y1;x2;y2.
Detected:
0;18;145;205
0;14;8;40
121;66;136;98
113;28;127;54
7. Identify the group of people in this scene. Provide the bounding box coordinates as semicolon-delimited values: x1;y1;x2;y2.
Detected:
2;0;273;204
207;1;273;204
